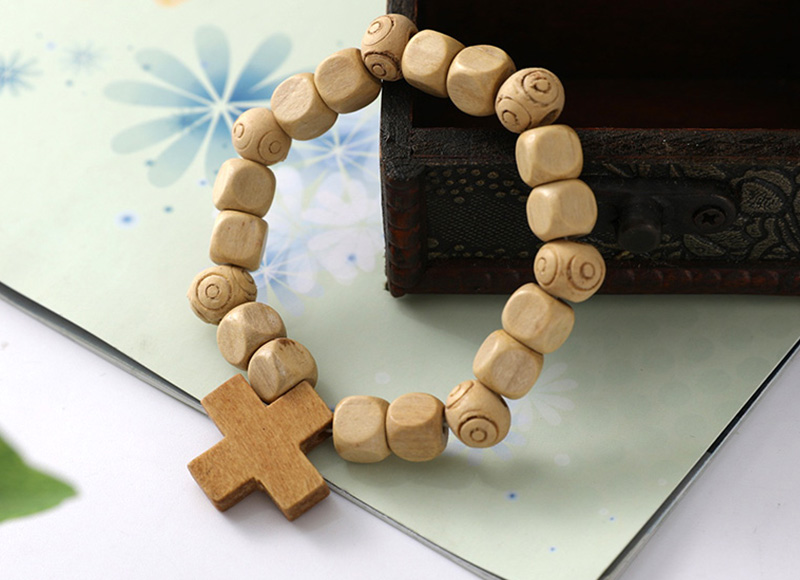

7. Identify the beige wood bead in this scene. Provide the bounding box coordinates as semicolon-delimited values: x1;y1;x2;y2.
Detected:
527;179;598;241
187;265;257;325
386;393;448;462
502;283;575;354
445;380;511;448
231;107;291;166
495;68;565;133
216;302;287;370
473;330;544;399
534;240;606;303
314;48;382;114
209;210;268;271
333;396;391;463
446;45;516;117
361;13;418;81
516;124;583;188
247;338;318;403
271;73;337;141
212;158;276;218
188;375;331;521
400;29;464;98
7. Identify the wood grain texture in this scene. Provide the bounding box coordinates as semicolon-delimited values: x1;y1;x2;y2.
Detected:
401;29;464;98
445;380;510;448
216;302;286;370
271;73;337;141
502;282;575;353
386;392;448;461
247;338;318;403
446;45;516;117
526;179;597;241
473;329;543;399
333;396;391;463
515;125;583;188
187;375;332;521
209;210;268;271
212;158;276;217
187;265;257;325
231;108;291;166
315;48;382;114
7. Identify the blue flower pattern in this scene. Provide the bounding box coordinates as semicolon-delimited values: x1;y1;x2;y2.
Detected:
0;52;40;95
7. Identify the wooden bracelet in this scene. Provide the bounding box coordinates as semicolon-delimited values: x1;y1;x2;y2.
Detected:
187;13;605;521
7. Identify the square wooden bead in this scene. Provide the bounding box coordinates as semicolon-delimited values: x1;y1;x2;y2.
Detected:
216;302;286;370
247;338;318;403
209;210;268;271
526;178;598;241
333;396;391;463
401;29;464;98
314;48;381;114
386;393;448;462
473;330;544;399
516;125;583;188
213;158;276;218
271;73;337;141
446;45;516;117
501;283;575;354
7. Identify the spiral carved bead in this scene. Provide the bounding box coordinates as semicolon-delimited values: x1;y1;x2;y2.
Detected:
495;68;565;133
534;240;606;303
231;108;291;166
187;265;257;325
361;13;418;81
445;380;510;448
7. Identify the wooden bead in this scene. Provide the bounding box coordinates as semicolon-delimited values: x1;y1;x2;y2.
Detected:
231;108;291;166
534;240;606;303
400;29;464;98
212;158;276;218
333;396;391;463
271;73;337;141
187;265;257;325
495;68;565;133
473;330;543;399
188;375;332;521
209;210;268;271
446;45;516;117
216;302;287;370
314;48;382;114
516;124;583;188
361;13;418;81
527;179;598;241
386;393;448;462
502;283;575;354
445;380;510;448
247;338;318;403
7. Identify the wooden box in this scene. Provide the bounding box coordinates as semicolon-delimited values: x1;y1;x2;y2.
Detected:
381;0;800;296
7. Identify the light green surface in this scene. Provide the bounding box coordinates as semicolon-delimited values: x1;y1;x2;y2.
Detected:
1;2;798;579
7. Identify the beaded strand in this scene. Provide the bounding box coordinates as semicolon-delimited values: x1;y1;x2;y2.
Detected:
187;13;605;514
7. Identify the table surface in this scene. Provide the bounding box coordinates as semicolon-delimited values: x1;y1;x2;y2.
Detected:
1;297;799;580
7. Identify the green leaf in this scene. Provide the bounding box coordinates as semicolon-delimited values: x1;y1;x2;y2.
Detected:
0;433;76;523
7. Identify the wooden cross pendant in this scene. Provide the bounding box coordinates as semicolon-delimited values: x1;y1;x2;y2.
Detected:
188;375;333;521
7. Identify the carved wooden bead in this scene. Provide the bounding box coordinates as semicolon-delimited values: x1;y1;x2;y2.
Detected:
516;124;583;188
527;179;598;241
314;48;382;114
496;68;565;133
209;210;268;271
401;29;464;98
216;302;287;370
212;158;276;217
534;240;606;303
386;393;448;462
445;380;510;448
247;338;318;403
361;13;418;81
446;45;516;117
231;108;291;166
187;265;257;325
473;330;544;399
333;396;391;463
271;73;337;141
502;283;575;354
